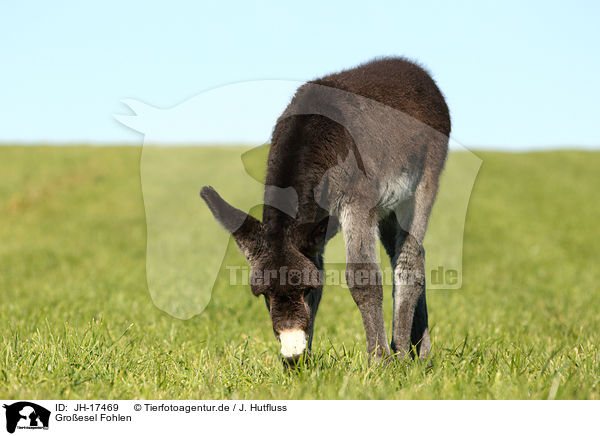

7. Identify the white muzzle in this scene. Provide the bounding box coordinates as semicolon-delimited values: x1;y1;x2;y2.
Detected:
279;330;307;359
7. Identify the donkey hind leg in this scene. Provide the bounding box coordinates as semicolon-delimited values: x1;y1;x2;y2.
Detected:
341;207;390;362
411;290;430;358
379;212;430;359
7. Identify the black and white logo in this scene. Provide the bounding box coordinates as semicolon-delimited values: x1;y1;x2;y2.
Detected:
3;402;50;433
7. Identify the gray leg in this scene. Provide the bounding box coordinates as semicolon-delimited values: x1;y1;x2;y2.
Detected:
379;207;431;360
411;290;430;358
391;234;429;358
342;207;390;362
397;169;440;358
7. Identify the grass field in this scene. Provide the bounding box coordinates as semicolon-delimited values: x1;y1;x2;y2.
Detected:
1;146;599;399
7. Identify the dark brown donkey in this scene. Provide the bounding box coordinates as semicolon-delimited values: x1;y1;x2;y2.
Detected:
201;57;450;365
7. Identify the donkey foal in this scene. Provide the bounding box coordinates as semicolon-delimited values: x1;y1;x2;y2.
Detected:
201;57;450;365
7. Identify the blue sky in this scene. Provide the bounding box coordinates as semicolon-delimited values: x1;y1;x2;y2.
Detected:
1;1;599;149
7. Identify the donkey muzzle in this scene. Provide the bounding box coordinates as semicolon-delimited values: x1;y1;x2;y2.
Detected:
279;329;308;361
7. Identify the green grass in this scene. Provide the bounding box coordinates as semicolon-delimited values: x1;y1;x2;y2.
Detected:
1;145;599;399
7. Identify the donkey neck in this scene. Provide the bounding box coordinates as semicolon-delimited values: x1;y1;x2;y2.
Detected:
262;115;336;237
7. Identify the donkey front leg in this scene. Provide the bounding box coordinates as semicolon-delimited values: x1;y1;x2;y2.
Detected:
391;233;429;359
390;171;440;359
379;213;430;359
305;285;323;354
341;208;390;362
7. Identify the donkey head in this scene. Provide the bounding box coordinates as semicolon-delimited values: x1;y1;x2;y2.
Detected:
200;186;331;365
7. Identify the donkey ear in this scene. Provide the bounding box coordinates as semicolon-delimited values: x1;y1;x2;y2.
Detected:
200;186;263;257
201;186;248;233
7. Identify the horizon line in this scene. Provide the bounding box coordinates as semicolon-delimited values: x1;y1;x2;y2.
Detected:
0;141;599;153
